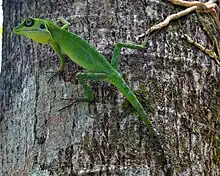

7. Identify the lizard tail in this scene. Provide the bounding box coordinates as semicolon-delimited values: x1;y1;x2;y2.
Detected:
110;71;153;131
110;72;172;174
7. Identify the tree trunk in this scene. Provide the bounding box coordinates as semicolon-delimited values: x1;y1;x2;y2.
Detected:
0;0;219;175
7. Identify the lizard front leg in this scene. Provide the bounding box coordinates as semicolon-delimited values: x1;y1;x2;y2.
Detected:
47;39;65;83
57;17;71;30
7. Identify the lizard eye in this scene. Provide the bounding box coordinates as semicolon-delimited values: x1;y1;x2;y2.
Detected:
24;18;34;27
40;24;45;29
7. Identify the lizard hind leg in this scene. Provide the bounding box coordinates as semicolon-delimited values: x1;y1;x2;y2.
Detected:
59;72;109;111
75;72;109;102
111;42;146;71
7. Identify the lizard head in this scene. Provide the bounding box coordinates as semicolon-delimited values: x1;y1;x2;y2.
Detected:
13;18;51;44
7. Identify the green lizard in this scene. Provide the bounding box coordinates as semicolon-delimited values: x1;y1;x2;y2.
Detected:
13;17;156;135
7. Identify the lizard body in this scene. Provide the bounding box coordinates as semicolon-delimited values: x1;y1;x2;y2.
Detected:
13;18;155;134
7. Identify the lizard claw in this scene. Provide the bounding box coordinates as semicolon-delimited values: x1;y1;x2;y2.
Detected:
58;98;78;112
47;70;64;83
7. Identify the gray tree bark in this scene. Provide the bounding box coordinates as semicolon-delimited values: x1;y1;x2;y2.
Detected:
0;0;220;175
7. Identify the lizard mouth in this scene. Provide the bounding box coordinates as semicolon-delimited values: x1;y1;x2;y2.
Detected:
13;28;42;34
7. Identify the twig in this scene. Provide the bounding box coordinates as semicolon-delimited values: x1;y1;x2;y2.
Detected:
136;0;218;39
183;34;220;66
136;0;220;66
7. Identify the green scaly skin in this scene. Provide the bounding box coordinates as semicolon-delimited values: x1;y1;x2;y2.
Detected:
13;17;156;136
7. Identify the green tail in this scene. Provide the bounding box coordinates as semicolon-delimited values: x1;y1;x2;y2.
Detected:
110;71;154;132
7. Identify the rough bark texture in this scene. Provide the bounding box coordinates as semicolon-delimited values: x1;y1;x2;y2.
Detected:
0;0;220;175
